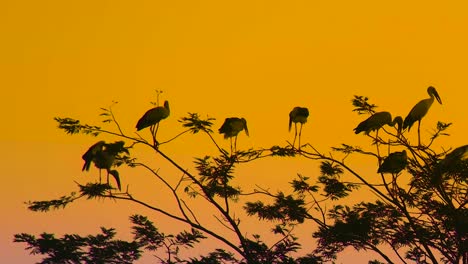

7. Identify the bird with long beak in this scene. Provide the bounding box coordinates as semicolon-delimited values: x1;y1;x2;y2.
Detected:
289;106;309;150
354;112;402;138
403;86;442;146
219;117;249;154
136;100;170;140
82;141;128;190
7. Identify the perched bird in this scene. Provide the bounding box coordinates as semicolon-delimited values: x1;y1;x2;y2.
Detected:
431;144;468;188
354;112;402;137
81;141;128;190
403;86;442;145
219;117;249;153
136;100;170;131
378;150;408;174
443;145;468;164
438;145;468;173
289;107;309;149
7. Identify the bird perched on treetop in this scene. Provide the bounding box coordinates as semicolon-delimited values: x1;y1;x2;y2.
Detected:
289;106;309;149
378;150;408;174
432;145;468;186
136;100;170;131
219;117;249;153
438;145;468;173
82;141;129;190
403;86;442;146
354;112;402;136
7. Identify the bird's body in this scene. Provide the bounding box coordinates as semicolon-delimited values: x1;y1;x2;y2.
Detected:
289;106;309;149
354;112;401;135
439;145;468;171
403;87;442;132
289;107;309;131
444;145;468;163
136;100;170;131
81;141;128;190
219;117;249;139
432;144;468;186
378;150;408;174
219;117;249;153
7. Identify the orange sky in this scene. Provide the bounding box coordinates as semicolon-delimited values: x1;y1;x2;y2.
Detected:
2;1;468;263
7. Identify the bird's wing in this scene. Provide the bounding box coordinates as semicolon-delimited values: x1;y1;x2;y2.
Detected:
81;141;105;171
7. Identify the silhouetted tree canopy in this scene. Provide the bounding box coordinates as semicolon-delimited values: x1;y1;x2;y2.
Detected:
16;90;468;263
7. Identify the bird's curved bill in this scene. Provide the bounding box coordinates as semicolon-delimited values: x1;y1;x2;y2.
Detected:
434;90;442;104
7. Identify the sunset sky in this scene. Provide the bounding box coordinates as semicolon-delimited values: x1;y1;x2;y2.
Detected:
2;1;468;262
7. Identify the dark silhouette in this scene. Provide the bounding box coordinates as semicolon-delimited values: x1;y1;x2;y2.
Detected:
16;89;468;264
403;86;442;145
219;117;249;153
289;106;309;149
81;140;128;190
377;150;408;174
354;111;402;137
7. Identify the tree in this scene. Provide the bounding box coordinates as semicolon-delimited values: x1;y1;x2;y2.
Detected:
15;93;467;263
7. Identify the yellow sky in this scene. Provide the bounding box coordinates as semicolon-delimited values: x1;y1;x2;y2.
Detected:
2;1;468;262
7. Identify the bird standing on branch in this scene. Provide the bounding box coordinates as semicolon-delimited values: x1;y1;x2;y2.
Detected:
82;141;128;190
289;106;309;150
354;112;402;138
378;150;408;174
403;86;442;146
136;100;170;142
219;117;249;153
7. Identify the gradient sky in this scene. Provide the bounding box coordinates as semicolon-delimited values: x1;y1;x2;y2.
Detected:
2;1;468;263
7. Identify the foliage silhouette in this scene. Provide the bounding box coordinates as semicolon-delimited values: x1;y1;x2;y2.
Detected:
15;91;467;263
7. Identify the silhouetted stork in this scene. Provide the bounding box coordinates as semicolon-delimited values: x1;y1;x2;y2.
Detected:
438;144;468;173
289;106;309;149
82;141;128;190
354;112;402;138
403;87;442;146
378;150;408;174
136;100;170;139
443;145;468;164
432;144;468;186
219;117;249;153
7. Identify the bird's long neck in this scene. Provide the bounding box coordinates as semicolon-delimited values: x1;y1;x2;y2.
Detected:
428;92;435;105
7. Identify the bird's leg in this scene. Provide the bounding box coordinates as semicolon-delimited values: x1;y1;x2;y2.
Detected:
292;123;298;149
99;169;102;183
154;123;160;138
417;121;421;147
106;169;113;193
230;137;233;155
375;130;381;159
234;136;238;153
150;125;156;145
298;123;303;150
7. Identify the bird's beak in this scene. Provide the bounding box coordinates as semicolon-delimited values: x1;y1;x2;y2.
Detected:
434;90;442;104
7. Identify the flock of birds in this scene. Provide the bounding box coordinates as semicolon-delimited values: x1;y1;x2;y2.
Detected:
80;86;467;189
